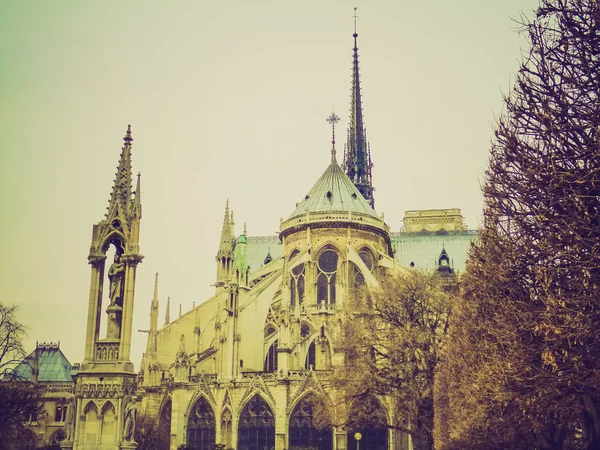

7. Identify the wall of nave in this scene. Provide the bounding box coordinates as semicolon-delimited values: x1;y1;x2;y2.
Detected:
142;372;408;450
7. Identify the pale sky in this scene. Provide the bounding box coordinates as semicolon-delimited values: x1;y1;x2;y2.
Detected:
0;0;540;369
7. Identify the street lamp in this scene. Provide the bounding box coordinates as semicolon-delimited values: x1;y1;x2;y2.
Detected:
354;432;362;450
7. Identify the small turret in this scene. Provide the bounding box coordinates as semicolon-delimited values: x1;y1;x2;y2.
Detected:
146;273;159;358
165;296;171;326
215;199;236;292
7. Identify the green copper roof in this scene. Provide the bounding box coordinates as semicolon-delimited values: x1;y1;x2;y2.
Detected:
288;162;377;219
11;344;76;383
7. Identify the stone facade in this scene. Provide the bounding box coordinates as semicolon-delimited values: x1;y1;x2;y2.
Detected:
59;29;477;450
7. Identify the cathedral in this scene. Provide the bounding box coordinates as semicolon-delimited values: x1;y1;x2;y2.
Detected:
48;24;475;450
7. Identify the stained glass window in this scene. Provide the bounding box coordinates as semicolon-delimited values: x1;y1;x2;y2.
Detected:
289;396;333;450
317;250;338;305
186;397;216;450
238;395;275;450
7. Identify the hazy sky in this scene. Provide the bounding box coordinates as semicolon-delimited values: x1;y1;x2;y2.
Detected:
0;0;540;369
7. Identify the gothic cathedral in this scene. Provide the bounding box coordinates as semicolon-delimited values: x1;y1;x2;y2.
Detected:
60;26;473;450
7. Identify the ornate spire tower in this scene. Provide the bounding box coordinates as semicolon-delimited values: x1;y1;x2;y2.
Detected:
215;199;235;292
71;126;143;450
343;7;375;209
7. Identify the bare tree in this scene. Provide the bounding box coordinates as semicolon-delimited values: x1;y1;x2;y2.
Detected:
0;303;27;378
436;1;600;448
328;271;453;450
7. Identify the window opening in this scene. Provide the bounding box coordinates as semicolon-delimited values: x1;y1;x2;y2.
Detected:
317;250;338;306
264;340;278;372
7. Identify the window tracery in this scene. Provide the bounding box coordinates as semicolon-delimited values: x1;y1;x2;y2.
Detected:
238;395;275;450
317;249;338;305
186;397;216;450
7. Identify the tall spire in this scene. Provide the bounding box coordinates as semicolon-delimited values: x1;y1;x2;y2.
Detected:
147;273;159;357
343;9;375;209
165;296;171;325
107;125;134;217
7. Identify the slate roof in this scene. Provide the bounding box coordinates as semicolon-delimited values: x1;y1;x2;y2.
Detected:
10;344;76;383
288;162;378;219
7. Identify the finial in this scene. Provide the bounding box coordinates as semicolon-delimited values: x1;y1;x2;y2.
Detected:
124;124;133;145
327;111;341;163
179;304;182;317
153;272;159;296
165;296;171;325
353;7;359;37
243;222;247;236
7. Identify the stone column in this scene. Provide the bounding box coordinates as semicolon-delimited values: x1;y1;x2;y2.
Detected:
84;256;105;362
119;255;142;363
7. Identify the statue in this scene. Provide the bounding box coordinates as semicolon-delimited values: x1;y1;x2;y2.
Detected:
108;254;125;307
123;401;136;442
64;398;75;441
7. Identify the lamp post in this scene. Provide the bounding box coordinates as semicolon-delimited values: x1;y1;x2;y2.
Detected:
354;432;362;450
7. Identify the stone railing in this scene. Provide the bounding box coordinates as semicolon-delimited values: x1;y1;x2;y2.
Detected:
280;211;388;234
188;373;218;383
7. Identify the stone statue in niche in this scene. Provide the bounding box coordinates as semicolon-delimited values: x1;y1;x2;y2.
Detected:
108;254;125;307
123;401;136;442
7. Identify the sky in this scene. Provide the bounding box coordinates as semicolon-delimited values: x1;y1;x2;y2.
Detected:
0;0;540;369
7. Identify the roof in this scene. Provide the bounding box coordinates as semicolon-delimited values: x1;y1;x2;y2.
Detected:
246;235;283;272
10;343;76;383
288;162;378;219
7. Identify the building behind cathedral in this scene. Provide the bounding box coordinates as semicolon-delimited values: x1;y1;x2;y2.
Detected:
16;26;476;450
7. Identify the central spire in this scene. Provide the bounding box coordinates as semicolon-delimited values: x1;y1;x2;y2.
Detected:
343;8;375;209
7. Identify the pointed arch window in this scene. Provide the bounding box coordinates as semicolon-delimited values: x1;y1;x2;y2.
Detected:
186;397;216;450
317;249;338;305
157;400;172;450
347;395;389;450
290;250;305;308
238;395;275;450
289;395;333;450
264;340;278;372
305;341;316;370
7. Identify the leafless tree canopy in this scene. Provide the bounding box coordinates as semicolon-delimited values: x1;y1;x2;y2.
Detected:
435;1;600;449
329;272;452;450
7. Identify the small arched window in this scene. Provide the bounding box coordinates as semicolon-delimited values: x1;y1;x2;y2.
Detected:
305;342;316;370
264;340;278;372
290;263;305;307
317;249;338;305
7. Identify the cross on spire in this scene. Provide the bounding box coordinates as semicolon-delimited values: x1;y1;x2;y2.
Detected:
326;111;341;163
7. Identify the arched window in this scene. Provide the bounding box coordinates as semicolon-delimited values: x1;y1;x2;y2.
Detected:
289;395;333;450
305;342;316;370
186;397;216;450
264;340;278;372
290;263;305;307
238;395;275;450
317;249;338;306
157;400;172;450
347;396;388;450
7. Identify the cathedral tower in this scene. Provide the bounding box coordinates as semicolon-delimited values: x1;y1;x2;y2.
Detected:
70;126;143;450
342;12;375;209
